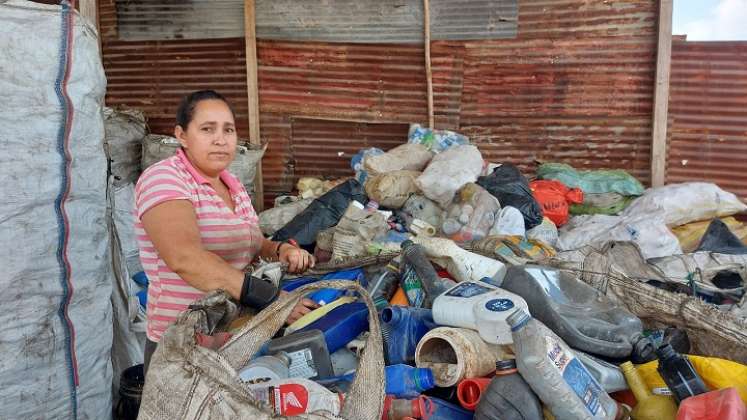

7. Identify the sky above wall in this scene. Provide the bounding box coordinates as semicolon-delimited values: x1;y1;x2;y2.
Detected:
673;0;747;40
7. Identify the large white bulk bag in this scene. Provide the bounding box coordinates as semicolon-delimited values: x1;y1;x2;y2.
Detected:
0;1;111;419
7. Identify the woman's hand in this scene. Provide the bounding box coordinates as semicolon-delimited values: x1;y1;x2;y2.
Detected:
280;291;321;325
278;243;315;273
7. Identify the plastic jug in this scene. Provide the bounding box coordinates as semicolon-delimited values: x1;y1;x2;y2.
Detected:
620;361;678;420
285;296;357;335
307;268;366;305
296;301;369;353
388;396;474;420
247;378;343;416
432;281;530;345
507;308;618;420
330;347;358;377
501;265;650;359
263;329;334;379
401;240;452;307
676;388;747;420
239;353;291;384
385;364;436;399
411;236;507;284
380;306;438;365
576;350;629;393
656;344;709;404
473;359;544;420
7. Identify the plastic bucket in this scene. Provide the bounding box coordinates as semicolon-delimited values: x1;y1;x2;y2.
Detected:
115;364;144;420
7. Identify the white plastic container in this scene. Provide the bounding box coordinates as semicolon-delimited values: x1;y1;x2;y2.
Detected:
576;350;629;393
507;309;618;420
238;353;291;385
412;236;507;284
247;378;343;416
432;281;529;345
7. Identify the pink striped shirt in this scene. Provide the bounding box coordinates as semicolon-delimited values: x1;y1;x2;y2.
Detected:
135;148;262;342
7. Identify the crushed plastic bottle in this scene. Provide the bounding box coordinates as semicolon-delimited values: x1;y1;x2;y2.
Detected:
507;308;617;420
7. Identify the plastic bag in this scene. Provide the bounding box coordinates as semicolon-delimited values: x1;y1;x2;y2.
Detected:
570;192;635;216
557;214;682;259
526;217;559;247
258;198;314;236
696;218;747;255
364;143;433;175
351;147;384;183
529;180;584;227
672;217;747;253
273;179;367;246
400;195;444;230
536;162;644;196
364;170;420;209
331;202;390;261
416;145;484;208
622;182;747;227
489;206;526;237
407;123;469;153
477;163;544;229
441;183;501;242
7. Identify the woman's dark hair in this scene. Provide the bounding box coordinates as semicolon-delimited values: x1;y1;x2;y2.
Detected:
176;90;235;129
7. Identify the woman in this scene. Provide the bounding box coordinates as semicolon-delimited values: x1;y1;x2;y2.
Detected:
135;90;318;373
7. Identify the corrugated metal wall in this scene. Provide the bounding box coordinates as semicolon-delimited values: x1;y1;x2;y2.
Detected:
100;0;659;207
667;40;747;199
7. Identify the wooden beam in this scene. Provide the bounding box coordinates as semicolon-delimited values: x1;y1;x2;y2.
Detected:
244;0;264;211
650;0;673;187
424;0;434;129
78;0;101;54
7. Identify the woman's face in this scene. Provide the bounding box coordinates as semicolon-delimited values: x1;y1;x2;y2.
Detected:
175;99;237;178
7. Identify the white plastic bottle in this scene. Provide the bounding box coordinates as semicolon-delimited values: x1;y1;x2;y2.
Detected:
412;236;507;283
432;281;529;345
247;378;343;416
507;308;618;420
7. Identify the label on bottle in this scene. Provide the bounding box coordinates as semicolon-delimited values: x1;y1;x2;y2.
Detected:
286;349;318;378
484;298;515;312
445;281;493;298
545;336;606;417
401;264;425;307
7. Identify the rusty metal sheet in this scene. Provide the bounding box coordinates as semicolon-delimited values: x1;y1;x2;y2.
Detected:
114;0;517;42
667;41;747;199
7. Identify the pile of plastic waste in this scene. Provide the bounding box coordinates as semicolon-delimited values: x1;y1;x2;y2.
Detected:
235;123;747;419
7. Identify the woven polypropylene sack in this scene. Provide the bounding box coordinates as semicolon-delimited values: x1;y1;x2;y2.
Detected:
0;2;112;418
104;107;147;187
138;281;385;420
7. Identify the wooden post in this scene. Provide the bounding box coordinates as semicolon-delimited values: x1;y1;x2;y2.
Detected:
244;0;264;210
650;0;673;187
424;0;434;129
79;0;98;26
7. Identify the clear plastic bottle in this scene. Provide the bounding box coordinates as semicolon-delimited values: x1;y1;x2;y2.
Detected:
507;308;617;420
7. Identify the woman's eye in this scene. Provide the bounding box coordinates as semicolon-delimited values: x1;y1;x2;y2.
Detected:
226;128;235;134
202;127;213;132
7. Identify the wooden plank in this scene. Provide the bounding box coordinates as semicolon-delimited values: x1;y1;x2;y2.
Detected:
244;0;264;211
424;0;434;129
650;0;673;187
78;0;101;54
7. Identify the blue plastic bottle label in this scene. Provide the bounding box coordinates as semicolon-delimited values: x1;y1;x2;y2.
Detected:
545;337;606;417
484;298;515;312
445;282;492;298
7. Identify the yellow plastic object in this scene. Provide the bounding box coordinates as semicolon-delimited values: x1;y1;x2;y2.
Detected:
636;355;747;404
671;217;747;253
284;295;356;335
621;362;678;420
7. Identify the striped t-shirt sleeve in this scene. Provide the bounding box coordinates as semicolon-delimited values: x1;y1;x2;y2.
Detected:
135;165;193;219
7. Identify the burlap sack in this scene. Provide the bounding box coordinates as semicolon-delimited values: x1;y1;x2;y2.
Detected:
138;281;385;420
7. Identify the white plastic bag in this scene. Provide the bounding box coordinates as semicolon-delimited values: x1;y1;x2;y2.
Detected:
490;206;526;237
526;217;559;247
416;145;484;208
258;198;314;236
622;182;747;227
558;214;682;259
364;143;433;175
441;183;501;242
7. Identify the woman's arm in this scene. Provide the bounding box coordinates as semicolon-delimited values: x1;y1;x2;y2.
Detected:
257;237;316;273
141;200;244;299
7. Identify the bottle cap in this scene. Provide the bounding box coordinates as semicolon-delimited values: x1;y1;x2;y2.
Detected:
506;308;530;331
496;359;517;371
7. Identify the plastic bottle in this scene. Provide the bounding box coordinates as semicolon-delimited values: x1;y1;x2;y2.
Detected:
620;361;678;420
411;236;506;284
388;396;474;420
385;364;436;399
329;347;358;377
239;353;291;384
472;359;544;420
296;301;369;353
432;281;530;345
576;350;629;393
368;263;401;305
456;377;491;411
247;378;344;416
400;262;426;308
676;387;747;420
507;308;618;420
263;329;334;379
655;344;709;404
501;265;649;359
401;240;451;307
380;306;438;365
